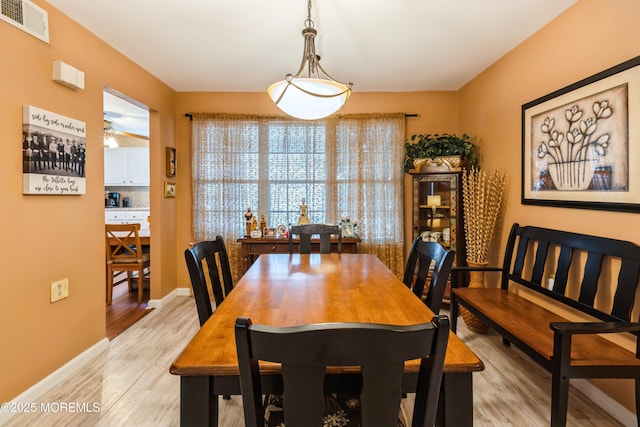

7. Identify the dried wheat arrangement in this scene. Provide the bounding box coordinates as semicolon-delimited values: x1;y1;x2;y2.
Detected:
462;168;506;264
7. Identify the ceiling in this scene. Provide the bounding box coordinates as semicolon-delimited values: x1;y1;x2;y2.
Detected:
48;0;576;94
103;90;150;138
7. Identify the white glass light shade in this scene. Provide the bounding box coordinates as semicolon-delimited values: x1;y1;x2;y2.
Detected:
268;78;351;120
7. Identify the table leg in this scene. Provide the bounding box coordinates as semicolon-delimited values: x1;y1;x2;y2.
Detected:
437;372;473;427
181;376;217;426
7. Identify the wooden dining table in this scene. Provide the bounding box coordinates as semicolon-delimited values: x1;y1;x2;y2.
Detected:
170;253;484;426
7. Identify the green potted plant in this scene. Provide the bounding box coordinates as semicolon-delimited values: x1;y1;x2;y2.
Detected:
404;133;478;173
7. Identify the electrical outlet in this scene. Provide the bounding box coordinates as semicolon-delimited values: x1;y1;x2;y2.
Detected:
50;278;69;303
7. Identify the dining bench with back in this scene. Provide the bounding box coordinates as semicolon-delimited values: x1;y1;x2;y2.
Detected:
451;223;640;426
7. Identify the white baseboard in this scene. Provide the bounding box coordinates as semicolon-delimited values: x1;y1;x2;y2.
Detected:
573;379;635;427
147;287;191;309
0;337;109;426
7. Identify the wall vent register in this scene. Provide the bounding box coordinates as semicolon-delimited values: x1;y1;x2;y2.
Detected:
1;0;49;43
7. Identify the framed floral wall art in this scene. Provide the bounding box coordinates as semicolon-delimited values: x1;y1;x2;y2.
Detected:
522;55;640;212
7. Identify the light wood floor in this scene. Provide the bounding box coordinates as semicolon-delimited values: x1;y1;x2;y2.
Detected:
5;296;624;427
106;279;152;340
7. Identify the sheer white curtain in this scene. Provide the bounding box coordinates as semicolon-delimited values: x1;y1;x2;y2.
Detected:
327;114;406;276
191;113;405;280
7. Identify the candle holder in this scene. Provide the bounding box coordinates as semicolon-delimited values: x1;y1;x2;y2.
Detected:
427;195;441;215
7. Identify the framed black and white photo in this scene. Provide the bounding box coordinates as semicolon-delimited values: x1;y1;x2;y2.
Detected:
522;55;640;212
22;105;86;195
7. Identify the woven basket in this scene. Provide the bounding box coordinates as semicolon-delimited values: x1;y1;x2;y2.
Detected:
460;306;489;334
461;260;489;334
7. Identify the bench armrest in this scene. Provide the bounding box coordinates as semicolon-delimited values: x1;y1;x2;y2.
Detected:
550;321;640;335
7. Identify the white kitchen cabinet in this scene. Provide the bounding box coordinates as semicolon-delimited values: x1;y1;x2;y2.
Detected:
104;147;150;186
105;210;150;229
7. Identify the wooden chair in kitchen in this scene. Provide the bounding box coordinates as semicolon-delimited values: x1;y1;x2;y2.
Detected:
288;224;342;254
184;236;234;326
403;236;455;314
105;223;150;305
235;315;450;427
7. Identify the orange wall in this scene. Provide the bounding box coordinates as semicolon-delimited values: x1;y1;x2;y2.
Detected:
459;0;640;241
457;0;640;413
0;1;176;402
174;91;459;288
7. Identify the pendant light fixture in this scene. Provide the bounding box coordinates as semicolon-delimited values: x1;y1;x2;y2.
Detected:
267;0;353;120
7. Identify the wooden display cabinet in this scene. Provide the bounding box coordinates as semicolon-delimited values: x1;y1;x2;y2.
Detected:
411;172;466;285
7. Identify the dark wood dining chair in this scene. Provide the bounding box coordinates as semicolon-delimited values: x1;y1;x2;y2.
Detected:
235;316;449;427
105;223;150;305
403;237;455;314
184;236;234;326
288;223;342;254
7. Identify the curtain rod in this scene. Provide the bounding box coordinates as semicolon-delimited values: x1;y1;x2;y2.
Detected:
184;113;418;120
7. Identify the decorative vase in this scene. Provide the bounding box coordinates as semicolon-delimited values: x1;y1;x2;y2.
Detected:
460;260;490;334
547;158;597;191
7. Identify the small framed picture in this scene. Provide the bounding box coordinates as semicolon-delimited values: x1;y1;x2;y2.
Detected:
164;182;176;198
263;227;276;237
166;147;176;177
341;220;356;238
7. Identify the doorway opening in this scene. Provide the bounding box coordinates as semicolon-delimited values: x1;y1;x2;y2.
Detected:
103;89;151;340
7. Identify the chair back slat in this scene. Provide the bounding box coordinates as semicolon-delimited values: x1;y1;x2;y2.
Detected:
579;251;604;306
552;245;573;295
531;240;549;285
613;259;640;321
281;365;326;426
512;235;529;278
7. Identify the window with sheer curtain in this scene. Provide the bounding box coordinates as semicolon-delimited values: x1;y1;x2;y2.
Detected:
191;113;405;279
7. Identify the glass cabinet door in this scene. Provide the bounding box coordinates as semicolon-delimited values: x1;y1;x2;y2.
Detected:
411;172;464;265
